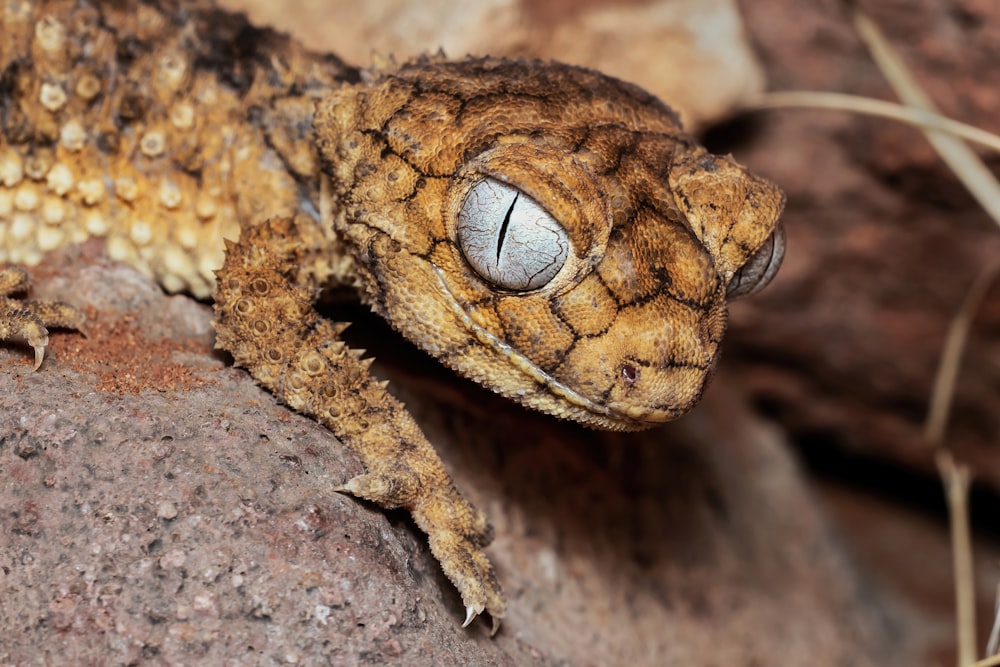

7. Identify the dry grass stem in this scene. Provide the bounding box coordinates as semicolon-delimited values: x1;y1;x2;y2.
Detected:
848;3;1000;230
924;258;1000;447
751;92;1000;155
937;451;976;666
985;582;1000;658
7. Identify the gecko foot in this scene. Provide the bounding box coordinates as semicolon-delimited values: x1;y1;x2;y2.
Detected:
337;470;504;632
0;267;84;369
421;505;506;634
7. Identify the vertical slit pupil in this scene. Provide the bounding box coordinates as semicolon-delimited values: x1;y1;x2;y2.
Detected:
496;192;519;263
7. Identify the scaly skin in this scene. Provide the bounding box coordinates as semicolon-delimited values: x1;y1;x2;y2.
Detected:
0;0;785;631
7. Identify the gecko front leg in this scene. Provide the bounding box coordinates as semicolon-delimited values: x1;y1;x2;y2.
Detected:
0;267;83;369
212;215;505;632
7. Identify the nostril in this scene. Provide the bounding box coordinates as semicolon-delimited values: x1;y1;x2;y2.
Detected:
621;363;638;384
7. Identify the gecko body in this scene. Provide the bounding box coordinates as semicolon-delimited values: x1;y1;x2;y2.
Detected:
0;0;785;630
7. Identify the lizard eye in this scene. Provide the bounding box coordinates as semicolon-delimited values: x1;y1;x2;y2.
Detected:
457;178;569;291
726;225;786;299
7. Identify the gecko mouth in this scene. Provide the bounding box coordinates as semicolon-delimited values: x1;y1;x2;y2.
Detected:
430;266;674;428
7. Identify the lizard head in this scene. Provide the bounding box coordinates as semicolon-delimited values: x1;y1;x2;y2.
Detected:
315;57;784;431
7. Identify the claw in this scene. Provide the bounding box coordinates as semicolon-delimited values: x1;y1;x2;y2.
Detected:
462;605;478;628
33;344;45;371
461;604;500;634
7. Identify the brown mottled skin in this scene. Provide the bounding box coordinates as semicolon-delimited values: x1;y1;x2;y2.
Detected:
0;0;785;631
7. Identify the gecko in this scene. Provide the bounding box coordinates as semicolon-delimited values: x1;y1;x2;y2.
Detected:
0;0;785;633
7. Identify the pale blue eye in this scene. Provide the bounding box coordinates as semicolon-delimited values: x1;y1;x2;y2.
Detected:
457;178;569;291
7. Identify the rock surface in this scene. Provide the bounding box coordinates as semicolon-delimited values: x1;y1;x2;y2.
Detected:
3;245;899;665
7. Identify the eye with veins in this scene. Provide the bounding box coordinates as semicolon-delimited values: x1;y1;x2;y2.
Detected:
458;179;569;291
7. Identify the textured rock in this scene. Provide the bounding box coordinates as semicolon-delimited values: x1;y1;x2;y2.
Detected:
1;246;901;665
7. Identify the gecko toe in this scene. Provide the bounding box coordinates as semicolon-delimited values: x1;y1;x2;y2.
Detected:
33;344;46;371
335;471;420;510
462;605;480;628
421;521;506;633
0;269;83;370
